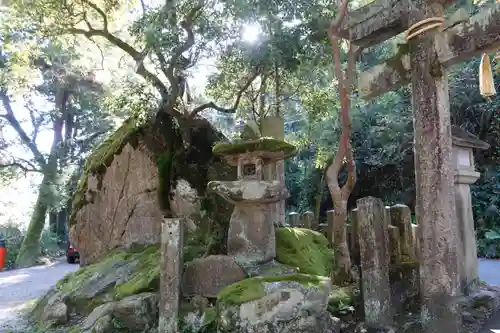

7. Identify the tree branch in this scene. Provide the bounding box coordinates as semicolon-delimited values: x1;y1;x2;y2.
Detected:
0;160;42;173
26;104;43;143
326;0;362;198
67;1;172;106
189;68;261;118
164;0;205;106
0;90;47;168
342;141;357;195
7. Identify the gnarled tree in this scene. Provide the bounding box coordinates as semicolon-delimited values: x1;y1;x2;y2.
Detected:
326;0;362;285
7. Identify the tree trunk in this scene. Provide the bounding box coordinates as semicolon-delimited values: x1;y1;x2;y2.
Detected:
49;207;68;244
56;206;68;244
15;111;62;268
49;211;57;235
15;173;53;268
325;0;360;286
332;198;354;285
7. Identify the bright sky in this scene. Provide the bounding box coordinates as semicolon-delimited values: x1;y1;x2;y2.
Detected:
0;3;262;228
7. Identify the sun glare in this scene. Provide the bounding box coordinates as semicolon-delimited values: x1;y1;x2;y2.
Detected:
242;23;261;44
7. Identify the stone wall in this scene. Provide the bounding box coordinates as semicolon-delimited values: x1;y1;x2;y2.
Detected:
70;139;164;265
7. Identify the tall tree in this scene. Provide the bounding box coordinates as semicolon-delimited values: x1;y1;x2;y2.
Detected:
10;0;264;126
0;12;113;266
325;0;361;285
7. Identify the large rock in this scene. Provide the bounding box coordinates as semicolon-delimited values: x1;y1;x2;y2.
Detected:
69;116;235;265
71;139;162;265
182;255;246;298
275;227;335;276
216;274;339;333
81;292;158;333
31;245;161;328
458;285;500;333
30;220;341;333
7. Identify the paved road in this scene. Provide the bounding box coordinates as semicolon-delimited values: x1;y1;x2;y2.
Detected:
479;259;500;333
479;259;500;287
0;259;78;331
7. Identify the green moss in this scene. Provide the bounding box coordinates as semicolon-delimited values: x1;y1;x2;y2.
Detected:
113;245;160;299
183;245;207;262
203;307;217;325
213;138;296;157
329;286;354;307
69;117;143;227
385;43;411;83
275;227;335;276
327;285;358;317
217;274;328;306
55;244;160;309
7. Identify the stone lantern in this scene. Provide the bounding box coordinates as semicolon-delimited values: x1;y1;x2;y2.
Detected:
208;138;296;267
451;126;490;291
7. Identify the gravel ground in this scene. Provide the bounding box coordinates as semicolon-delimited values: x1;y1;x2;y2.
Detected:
0;259;78;332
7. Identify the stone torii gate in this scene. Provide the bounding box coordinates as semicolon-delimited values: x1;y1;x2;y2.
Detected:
331;1;500;332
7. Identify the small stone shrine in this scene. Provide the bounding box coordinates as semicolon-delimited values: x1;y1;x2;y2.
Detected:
208;137;296;266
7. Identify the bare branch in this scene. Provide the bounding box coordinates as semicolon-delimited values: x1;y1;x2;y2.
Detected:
326;140;346;193
189;68;261;118
26;104;40;143
81;0;108;30
0;90;47;168
0;162;42;173
0;161;43;173
140;0;147;13
266;81;304;110
326;0;363;198
75;130;108;149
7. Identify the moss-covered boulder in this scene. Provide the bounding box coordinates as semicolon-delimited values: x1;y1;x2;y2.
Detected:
80;292;159;333
69;115;235;265
216;274;340;333
275;227;335;276
31;245;161;329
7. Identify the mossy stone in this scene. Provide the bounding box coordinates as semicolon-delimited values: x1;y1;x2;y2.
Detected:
54;244;160;313
70;117;143;227
275;227;335;276
328;285;355;307
70;113;235;259
217;274;328;307
213;138;296;157
203;307;217;326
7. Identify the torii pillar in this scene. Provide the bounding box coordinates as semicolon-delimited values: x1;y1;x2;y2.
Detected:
332;1;500;331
